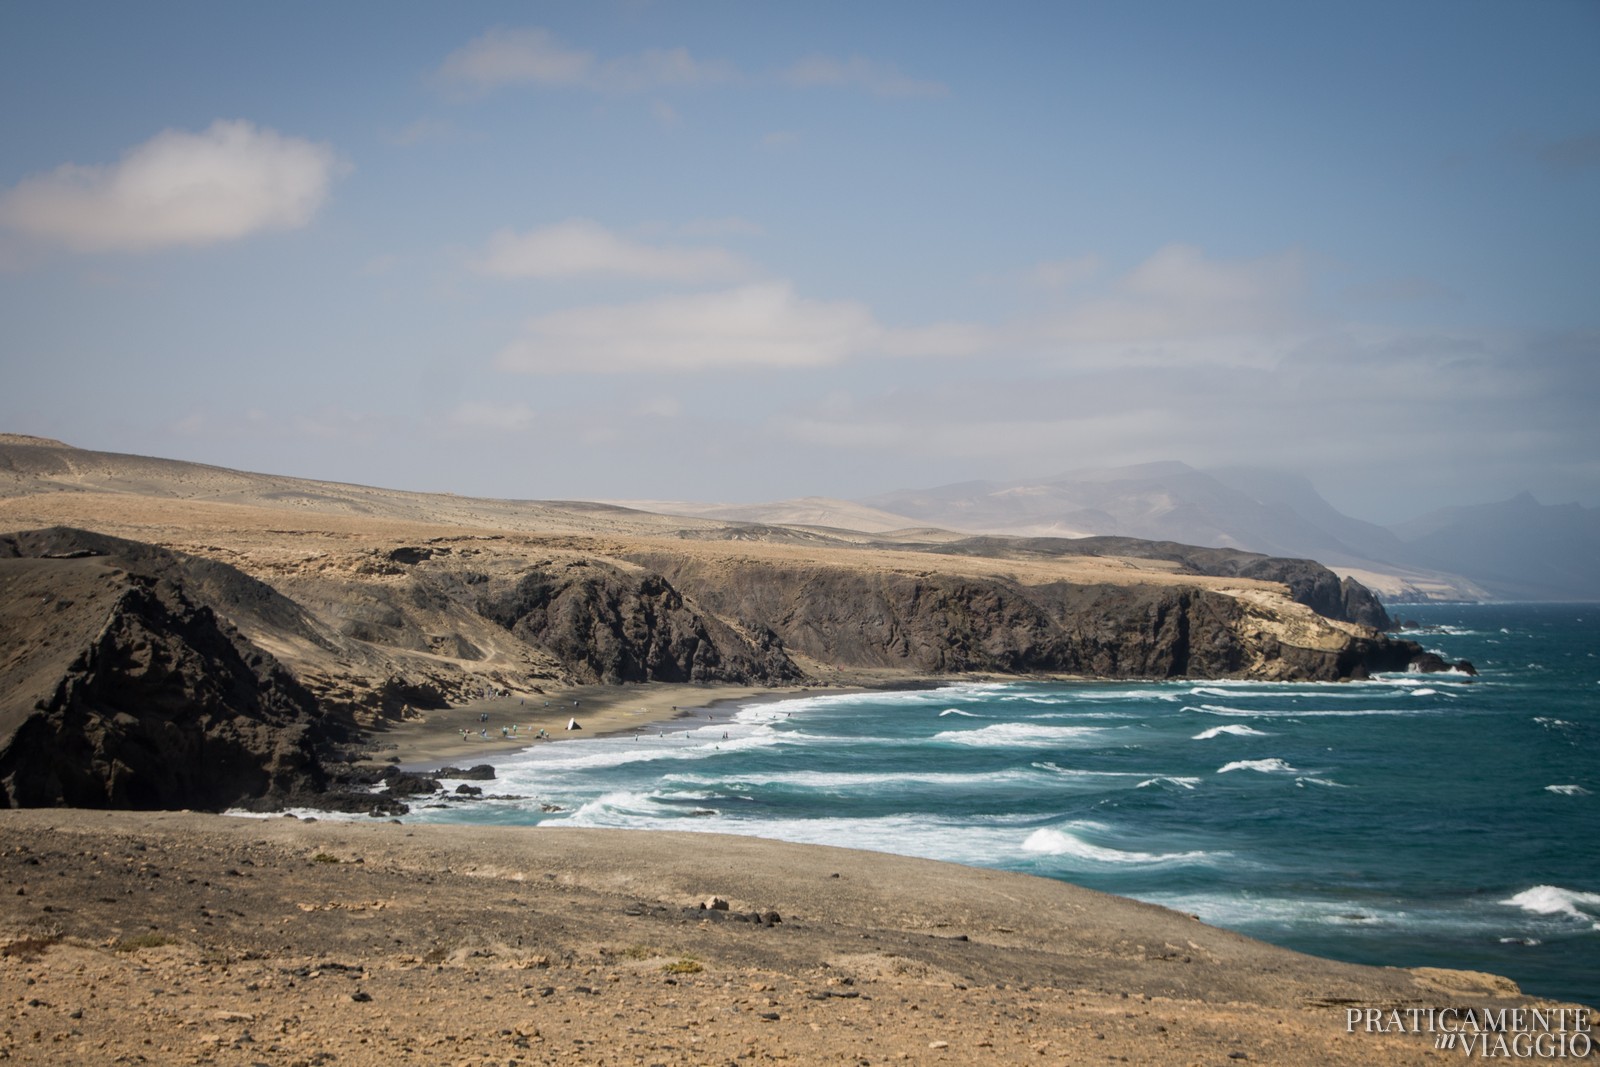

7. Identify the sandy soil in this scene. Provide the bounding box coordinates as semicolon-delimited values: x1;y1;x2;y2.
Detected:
5;810;1579;1067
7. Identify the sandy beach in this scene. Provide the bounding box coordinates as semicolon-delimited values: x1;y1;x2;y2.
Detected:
3;808;1581;1067
369;682;829;771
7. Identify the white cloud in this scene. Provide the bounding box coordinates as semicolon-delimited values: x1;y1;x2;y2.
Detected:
782;55;947;98
0;120;341;253
496;282;883;373
437;27;733;93
475;219;752;282
1033;244;1309;348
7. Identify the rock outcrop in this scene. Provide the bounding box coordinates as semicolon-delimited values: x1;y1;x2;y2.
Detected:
919;536;1394;629
0;532;338;810
476;561;803;686
628;552;1422;682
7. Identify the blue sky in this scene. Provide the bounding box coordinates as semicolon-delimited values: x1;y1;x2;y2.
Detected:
2;1;1596;523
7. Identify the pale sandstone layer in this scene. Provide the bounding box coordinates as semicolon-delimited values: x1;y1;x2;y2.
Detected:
0;810;1568;1067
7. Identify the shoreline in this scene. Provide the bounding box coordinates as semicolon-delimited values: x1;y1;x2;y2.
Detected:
368;671;979;773
371;681;837;772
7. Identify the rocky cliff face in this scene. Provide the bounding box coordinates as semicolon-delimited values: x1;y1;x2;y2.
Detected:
476;561;803;686
0;533;337;810
628;553;1420;682
918;536;1394;630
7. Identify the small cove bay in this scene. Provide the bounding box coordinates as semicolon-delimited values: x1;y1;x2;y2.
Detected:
402;604;1599;1005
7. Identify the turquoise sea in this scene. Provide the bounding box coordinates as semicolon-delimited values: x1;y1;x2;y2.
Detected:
390;603;1599;1006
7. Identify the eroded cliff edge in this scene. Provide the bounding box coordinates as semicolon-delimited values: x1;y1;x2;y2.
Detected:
1;525;1445;810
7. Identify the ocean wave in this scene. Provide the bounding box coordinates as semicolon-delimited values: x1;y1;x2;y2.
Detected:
1136;776;1201;790
1545;784;1592;796
1191;724;1270;740
1499;886;1600;929
1019;827;1212;865
1186;703;1435;719
932;723;1113;747
1295;776;1346;788
658;767;1048;792
938;708;980;717
1073;688;1184;702
1030;761;1146;781
1217;758;1298;774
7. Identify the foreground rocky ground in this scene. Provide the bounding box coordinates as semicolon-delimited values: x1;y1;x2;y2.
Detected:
0;811;1570;1066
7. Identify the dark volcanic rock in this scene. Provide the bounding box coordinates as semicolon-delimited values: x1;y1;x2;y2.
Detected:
434;764;496;780
915;536;1394;630
631;553;1422;682
0;531;338;810
478;562;804;685
1408;652;1478;676
381;771;441;796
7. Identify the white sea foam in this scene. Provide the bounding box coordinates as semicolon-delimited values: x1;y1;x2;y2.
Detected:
939;708;980;717
1136;776;1201;790
1020;827;1211;865
1409;688;1438;696
1191;724;1269;740
1074;688;1183;702
1187;703;1433;719
1499;886;1600;929
932;723;1112;747
659;768;1047;792
1545;784;1592;796
1217;758;1298;774
1295;776;1346;788
1030;762;1146;781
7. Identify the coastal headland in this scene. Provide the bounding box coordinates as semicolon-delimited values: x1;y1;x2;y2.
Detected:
0;436;1547;1062
0;436;1454;812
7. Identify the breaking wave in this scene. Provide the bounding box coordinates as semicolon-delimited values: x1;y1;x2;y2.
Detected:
1499;886;1600;929
1217;758;1298;774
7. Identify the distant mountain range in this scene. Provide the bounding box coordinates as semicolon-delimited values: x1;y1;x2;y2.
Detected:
631;463;1600;603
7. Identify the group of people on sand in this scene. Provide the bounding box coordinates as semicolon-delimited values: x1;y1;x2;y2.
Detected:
457;722;551;742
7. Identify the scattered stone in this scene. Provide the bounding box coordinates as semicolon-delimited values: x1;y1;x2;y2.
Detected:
434;765;497;780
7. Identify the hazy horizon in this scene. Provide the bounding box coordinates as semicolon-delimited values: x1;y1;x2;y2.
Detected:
3;2;1596;527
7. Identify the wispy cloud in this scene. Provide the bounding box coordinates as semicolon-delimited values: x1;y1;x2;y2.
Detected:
0;120;342;253
474;219;753;282
1032;244;1309;350
436;26;944;103
436;27;734;94
782;54;948;98
495;282;880;373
